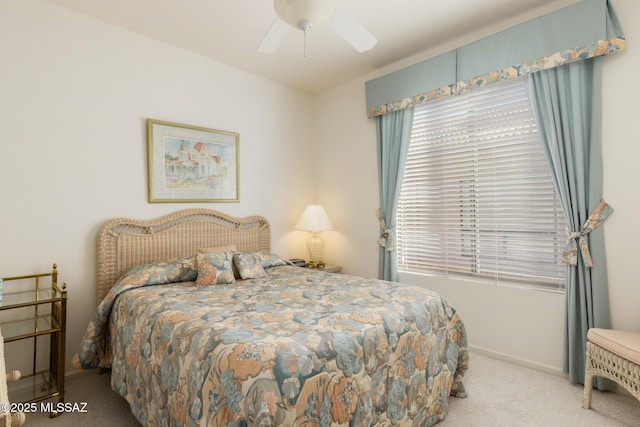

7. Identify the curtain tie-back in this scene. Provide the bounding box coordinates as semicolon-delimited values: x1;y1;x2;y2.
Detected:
376;208;395;252
562;200;613;267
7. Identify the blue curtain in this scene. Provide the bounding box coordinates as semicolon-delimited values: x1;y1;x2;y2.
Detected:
376;108;414;281
528;59;612;388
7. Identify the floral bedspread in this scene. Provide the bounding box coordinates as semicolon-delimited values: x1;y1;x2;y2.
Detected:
74;265;468;426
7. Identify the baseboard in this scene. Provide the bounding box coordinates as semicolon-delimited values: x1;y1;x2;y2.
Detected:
468;344;566;377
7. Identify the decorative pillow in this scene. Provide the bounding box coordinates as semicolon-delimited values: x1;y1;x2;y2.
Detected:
233;252;267;280
195;252;235;286
198;245;239;278
117;256;198;287
253;251;287;268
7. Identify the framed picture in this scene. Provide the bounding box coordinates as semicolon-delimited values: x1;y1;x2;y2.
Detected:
147;119;239;203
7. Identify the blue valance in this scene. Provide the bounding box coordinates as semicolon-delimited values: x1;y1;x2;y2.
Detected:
365;0;625;118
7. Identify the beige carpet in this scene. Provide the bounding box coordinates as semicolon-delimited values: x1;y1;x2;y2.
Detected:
442;352;640;427
23;352;640;426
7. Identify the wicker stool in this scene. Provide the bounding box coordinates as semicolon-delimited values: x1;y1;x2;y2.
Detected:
583;328;640;409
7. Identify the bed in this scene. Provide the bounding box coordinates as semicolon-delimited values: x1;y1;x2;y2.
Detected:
73;209;468;426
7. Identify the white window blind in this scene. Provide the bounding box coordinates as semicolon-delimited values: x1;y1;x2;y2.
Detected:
397;77;567;290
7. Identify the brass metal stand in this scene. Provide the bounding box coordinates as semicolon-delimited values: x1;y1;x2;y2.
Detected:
0;264;67;417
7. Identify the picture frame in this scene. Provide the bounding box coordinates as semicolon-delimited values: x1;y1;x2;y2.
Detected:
147;119;239;203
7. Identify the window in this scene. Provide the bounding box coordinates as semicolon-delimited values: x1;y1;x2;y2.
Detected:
396;77;567;290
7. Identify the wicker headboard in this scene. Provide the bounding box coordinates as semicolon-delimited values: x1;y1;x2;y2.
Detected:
96;209;270;304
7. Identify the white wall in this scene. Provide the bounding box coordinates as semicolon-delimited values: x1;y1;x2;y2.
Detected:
316;0;640;373
0;1;315;371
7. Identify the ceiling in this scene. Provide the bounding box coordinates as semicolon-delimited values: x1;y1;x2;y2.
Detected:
46;0;574;93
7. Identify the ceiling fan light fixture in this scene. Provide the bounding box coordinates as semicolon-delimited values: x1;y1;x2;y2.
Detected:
259;0;376;56
274;0;335;31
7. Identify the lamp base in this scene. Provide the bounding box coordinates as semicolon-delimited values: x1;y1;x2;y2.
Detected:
306;232;325;269
307;260;325;268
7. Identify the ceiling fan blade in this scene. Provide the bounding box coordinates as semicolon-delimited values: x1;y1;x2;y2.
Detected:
258;18;291;53
330;7;377;52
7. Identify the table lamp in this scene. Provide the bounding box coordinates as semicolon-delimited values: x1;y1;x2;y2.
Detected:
295;204;334;268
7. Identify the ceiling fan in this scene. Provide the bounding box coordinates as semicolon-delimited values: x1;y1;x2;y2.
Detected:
258;0;377;56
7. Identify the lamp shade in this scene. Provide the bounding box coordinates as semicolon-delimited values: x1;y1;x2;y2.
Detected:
295;205;334;232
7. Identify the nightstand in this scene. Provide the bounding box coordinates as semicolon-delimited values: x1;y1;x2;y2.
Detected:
308;265;342;274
